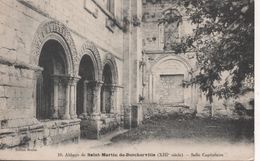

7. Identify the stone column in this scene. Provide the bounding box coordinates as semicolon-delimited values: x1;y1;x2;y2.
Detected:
34;69;43;118
82;80;89;116
51;76;59;119
101;86;106;113
62;77;70;119
109;84;117;113
92;81;103;114
69;77;80;119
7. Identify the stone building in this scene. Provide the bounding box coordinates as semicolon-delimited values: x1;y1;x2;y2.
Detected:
141;0;253;119
0;0;253;149
0;0;142;148
141;0;198;119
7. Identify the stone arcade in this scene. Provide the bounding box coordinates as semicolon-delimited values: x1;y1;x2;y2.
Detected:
0;0;253;148
0;0;140;148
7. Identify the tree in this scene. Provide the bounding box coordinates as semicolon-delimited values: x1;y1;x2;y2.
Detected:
161;0;254;102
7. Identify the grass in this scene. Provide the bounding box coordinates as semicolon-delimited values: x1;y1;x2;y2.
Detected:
111;114;254;144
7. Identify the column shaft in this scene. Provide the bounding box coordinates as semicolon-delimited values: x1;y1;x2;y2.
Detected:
93;81;103;114
110;86;116;113
83;81;88;114
52;78;59;119
69;77;80;119
63;80;71;119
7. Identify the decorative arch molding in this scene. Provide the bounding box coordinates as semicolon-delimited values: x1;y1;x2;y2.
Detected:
103;53;119;84
151;54;192;74
31;20;78;76
77;41;103;81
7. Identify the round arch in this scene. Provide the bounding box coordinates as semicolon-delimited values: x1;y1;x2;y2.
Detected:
102;53;118;84
31;20;78;76
151;54;192;74
77;41;102;81
100;53;118;114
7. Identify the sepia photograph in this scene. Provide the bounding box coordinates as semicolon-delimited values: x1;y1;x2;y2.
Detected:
0;0;255;160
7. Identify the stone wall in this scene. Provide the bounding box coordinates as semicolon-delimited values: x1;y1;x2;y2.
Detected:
0;0;125;120
0;0;133;148
196;91;254;119
0;119;80;149
80;114;120;139
142;0;193;51
140;0;253;120
142;103;194;120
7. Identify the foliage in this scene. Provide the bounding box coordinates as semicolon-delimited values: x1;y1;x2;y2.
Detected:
162;0;254;102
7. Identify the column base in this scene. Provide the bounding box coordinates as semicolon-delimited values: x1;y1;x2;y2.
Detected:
51;107;59;119
78;113;88;119
51;114;58;119
80;112;120;139
91;112;101;119
70;114;78;119
80;114;101;139
62;114;71;120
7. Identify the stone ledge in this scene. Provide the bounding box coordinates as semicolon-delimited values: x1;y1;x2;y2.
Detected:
42;119;81;129
0;119;81;149
0;55;43;71
0;129;16;137
1;118;39;129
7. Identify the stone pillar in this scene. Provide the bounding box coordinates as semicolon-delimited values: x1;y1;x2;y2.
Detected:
82;80;88;116
110;84;117;113
34;69;43;118
69;77;80;119
122;0;143;129
148;73;152;102
51;77;59;119
92;81;103;114
101;86;106;113
63;77;71;119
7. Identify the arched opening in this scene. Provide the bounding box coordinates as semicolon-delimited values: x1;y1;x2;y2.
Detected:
77;55;95;116
150;55;192;105
36;40;68;120
101;64;113;113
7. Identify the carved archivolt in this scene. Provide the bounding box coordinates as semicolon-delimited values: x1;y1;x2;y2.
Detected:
151;54;192;72
77;41;103;81
103;53;118;84
31;20;78;76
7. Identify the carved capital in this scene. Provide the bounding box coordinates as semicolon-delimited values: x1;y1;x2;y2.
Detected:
69;76;81;85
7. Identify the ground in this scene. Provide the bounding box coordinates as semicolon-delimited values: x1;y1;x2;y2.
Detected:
111;114;254;144
1;114;254;160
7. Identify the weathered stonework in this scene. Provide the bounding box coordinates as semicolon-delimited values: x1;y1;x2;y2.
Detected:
103;53;119;84
142;103;195;120
0;119;80;149
31;20;78;76
80;113;120;139
141;0;253;120
78;41;103;80
0;0;253;150
0;0;139;148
